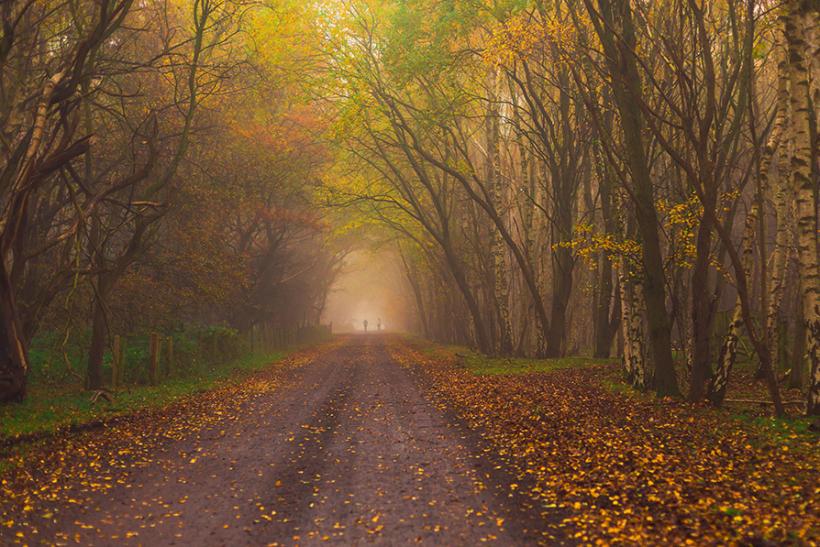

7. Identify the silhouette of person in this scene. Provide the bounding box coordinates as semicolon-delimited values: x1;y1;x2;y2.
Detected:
363;319;368;333
377;318;382;331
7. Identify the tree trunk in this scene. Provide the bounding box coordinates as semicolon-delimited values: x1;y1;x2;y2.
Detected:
689;204;715;401
784;0;820;415
592;100;618;359
487;66;513;355
593;254;615;358
763;155;795;376
709;18;789;406
86;282;109;390
619;263;647;389
790;297;806;389
443;242;492;354
0;259;28;402
592;0;679;396
401;250;430;339
760;19;796;378
546;241;573;357
615;190;646;388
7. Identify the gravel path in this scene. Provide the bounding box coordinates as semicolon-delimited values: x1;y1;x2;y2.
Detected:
3;335;554;545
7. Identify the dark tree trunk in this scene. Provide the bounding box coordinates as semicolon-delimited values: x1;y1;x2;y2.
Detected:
545;245;573;357
86;279;110;390
690;208;716;401
790;302;806;389
592;0;680;397
443;243;492;354
0;260;28;402
594;258;615;358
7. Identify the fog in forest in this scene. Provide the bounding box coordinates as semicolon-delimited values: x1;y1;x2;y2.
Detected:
0;0;816;544
323;251;413;333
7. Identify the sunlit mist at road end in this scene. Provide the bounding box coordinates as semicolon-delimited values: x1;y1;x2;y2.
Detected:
323;250;414;333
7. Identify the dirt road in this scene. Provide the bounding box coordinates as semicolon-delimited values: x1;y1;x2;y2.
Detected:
2;335;556;545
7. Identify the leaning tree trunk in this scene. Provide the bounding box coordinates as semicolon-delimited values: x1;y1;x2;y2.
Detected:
443;241;493;355
708;137;780;406
0;71;66;402
785;0;820;415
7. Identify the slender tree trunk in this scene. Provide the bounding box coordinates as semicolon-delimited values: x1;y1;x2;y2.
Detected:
400;250;430;338
594;253;615;358
593;97;618;358
86;279;110;390
487;67;513;355
615;191;646;387
546;240;573;357
619;264;647;389
764;156;795;375
758;22;796;378
784;0;820;414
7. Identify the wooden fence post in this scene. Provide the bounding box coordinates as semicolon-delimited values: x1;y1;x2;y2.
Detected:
167;336;174;376
112;335;122;389
149;333;160;385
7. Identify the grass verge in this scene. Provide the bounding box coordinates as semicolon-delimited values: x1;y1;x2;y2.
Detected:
0;350;289;442
407;336;616;375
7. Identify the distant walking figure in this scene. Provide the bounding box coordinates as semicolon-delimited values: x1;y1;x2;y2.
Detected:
377;318;382;331
363;319;368;333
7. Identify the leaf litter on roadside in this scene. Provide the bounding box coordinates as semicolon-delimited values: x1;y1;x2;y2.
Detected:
0;345;333;544
390;339;818;545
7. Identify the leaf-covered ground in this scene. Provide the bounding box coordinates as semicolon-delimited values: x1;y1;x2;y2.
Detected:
0;345;328;544
2;335;817;545
393;339;819;545
1;336;552;545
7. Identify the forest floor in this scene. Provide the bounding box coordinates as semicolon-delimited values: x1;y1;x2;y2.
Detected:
1;334;817;546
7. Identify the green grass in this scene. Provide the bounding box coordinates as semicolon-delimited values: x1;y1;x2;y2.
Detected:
602;378;633;394
733;413;817;444
460;353;615;375
0;350;289;442
410;338;616;376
